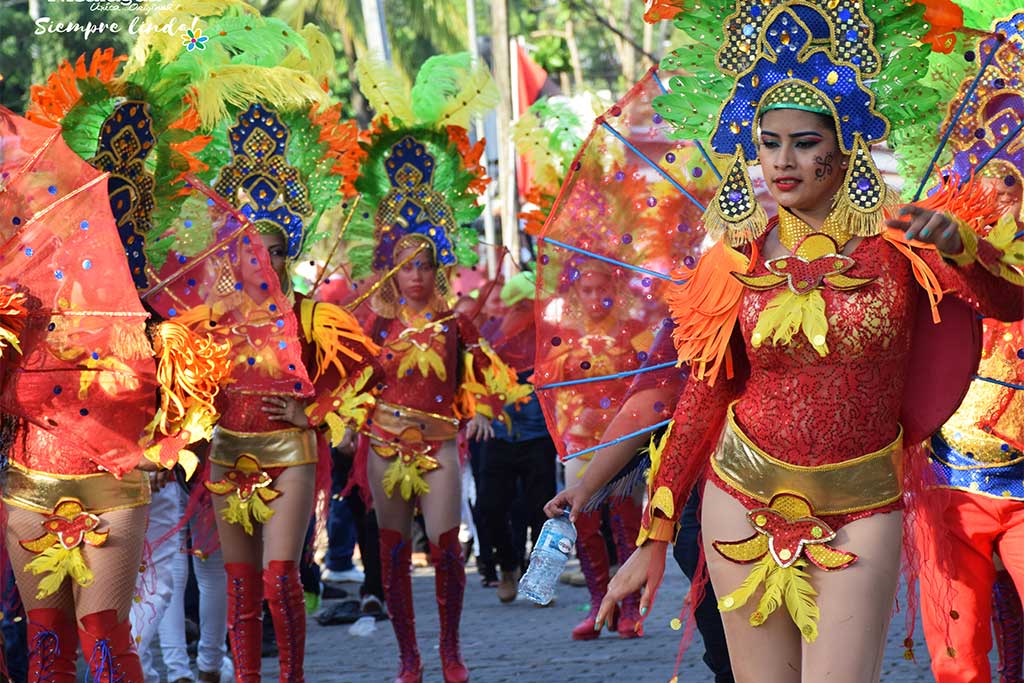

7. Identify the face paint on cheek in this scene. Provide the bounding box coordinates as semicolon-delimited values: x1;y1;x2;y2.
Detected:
814;152;834;182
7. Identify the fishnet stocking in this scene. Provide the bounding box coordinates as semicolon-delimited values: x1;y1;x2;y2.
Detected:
5;503;148;623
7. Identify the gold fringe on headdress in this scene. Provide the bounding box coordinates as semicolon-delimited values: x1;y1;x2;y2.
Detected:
702;148;769;246
830;134;899;238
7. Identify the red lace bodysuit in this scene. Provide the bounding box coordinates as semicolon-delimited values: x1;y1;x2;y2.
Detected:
644;231;1021;533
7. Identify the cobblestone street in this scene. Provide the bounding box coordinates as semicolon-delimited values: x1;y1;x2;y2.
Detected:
296;558;943;683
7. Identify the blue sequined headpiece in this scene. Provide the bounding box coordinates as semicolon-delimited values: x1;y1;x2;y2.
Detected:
713;6;889;163
214;103;310;259
372;135;459;271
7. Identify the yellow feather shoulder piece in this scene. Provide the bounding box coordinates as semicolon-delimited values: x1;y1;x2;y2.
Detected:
300;299;381;382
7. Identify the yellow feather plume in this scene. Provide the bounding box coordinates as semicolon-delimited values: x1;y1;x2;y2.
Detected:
127;0;255;70
512;110;563;193
718;555;771;613
751;562;786;626
355;56;415;125
278;24;335;81
436;61;500;130
751;289;829;357
26;546;94;599
193;65;326;129
783;560;820;642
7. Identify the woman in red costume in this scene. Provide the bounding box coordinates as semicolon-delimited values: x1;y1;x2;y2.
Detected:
345;54;527;683
543;256;649;640
0;109;228;683
548;1;1024;681
197;99;379;683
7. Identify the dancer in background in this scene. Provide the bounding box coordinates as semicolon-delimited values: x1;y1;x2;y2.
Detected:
915;13;1024;681
345;54;529;683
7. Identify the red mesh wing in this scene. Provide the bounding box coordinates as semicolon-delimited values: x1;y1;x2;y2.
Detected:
141;176;313;398
0;107;157;477
533;70;718;460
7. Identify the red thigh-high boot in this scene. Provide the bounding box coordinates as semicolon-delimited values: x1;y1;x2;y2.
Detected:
77;610;144;683
26;608;79;683
609;496;644;639
430;527;469;683
380;529;422;683
225;562;263;683
571;509;615;640
994;570;1024;683
264;560;306;683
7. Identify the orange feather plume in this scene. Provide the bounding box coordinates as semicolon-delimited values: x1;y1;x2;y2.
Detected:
26;49;126;127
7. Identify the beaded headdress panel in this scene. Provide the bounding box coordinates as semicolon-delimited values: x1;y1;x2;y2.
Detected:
653;0;943;244
215;103;311;259
945;12;1024;211
345;53;498;285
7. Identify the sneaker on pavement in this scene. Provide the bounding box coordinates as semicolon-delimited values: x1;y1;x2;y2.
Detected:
321;567;365;584
360;594;389;621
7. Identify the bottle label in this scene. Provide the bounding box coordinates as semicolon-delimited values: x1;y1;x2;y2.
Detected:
538;526;572;557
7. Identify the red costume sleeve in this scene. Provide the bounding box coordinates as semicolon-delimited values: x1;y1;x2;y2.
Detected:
638;327;747;544
920;247;1024;322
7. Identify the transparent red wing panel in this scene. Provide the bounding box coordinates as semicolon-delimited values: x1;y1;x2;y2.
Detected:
534;69;718;460
0;108;157;475
141;178;313;397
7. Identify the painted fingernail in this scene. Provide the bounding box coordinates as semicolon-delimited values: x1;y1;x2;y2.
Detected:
594;620;602;631
905;230;914;240
640;606;648;616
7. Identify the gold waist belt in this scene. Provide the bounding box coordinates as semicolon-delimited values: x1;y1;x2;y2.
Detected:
210;426;317;469
1;461;151;514
370;402;460;444
711;403;903;516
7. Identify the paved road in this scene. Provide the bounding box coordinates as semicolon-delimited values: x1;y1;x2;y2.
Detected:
295;558;944;683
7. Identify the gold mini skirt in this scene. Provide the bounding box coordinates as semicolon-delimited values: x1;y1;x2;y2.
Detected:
209;426;318;470
1;461;151;515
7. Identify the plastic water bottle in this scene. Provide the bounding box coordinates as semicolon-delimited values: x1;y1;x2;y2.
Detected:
519;510;577;605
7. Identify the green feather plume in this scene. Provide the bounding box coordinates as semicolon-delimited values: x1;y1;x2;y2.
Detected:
411;53;474;125
435;59;500;129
